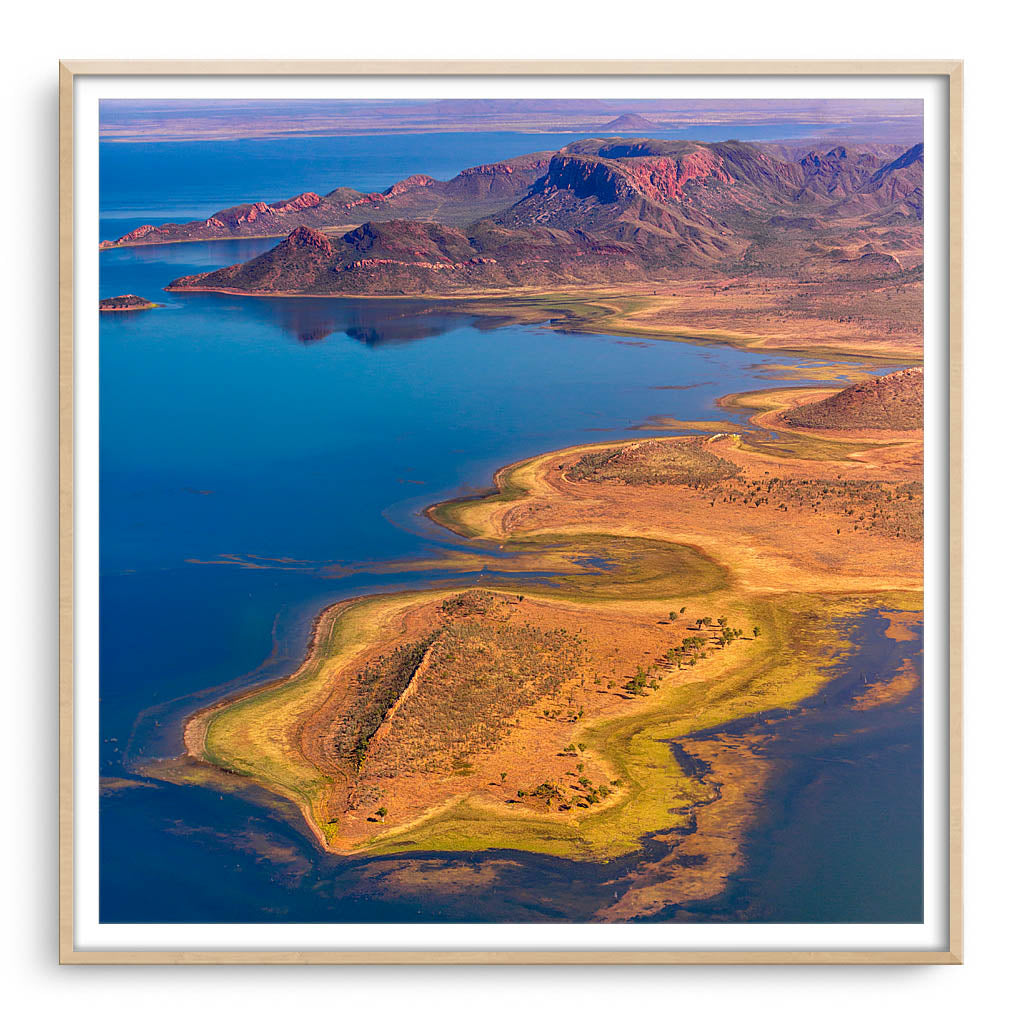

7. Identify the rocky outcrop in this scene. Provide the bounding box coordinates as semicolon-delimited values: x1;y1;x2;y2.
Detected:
283;225;334;254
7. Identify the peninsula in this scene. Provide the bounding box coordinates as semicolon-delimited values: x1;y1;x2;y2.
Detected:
167;368;923;916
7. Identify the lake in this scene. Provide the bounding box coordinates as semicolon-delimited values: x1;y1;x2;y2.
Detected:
98;129;921;923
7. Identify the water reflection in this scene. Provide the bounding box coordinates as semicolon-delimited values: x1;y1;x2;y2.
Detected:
260;296;475;347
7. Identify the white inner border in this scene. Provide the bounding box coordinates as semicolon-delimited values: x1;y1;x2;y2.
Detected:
74;73;949;953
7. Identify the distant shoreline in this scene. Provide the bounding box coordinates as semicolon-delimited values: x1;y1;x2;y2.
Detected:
162;281;923;365
101;232;291;251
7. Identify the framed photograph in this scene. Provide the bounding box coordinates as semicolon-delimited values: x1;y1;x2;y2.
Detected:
60;60;962;964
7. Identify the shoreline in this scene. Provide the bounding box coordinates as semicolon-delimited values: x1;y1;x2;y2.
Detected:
99;301;162;312
179;596;364;855
181;598;346;763
102;232;291;251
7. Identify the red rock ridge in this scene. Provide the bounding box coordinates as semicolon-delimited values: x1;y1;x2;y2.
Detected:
620;151;735;200
538;150;735;207
206;192;323;228
112;224;167;243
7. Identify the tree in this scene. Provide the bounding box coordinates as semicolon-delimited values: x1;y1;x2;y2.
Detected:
679;607;687;615
753;625;761;637
669;611;678;621
717;616;728;628
376;806;388;820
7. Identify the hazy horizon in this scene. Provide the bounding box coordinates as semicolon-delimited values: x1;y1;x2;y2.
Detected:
100;97;924;144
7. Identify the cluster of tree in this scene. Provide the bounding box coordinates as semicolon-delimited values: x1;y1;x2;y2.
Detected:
624;664;660;697
665;635;709;667
718;626;743;647
579;781;610;807
529;781;564;807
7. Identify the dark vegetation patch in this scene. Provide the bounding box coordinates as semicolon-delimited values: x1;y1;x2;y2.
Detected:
334;632;439;770
566;438;740;487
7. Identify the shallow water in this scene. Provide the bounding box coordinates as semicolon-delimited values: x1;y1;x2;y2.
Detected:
98;133;922;923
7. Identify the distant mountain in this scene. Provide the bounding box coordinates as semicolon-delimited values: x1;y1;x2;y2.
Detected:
600;113;661;131
101;152;553;248
163;136;924;297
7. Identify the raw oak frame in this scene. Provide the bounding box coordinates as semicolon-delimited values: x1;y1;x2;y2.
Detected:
59;59;963;965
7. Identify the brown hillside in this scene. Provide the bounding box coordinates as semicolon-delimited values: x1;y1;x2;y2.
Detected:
782;367;923;431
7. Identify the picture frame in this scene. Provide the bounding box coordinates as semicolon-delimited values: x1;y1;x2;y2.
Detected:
60;59;962;964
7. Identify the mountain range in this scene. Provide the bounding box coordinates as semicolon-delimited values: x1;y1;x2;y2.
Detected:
144;136;923;298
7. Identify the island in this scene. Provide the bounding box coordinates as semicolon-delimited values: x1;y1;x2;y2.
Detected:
99;294;159;312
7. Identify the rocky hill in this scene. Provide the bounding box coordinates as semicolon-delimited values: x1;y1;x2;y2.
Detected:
783;367;923;431
167;220;655;295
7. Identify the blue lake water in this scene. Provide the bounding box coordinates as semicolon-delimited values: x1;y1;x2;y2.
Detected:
98;130;922;923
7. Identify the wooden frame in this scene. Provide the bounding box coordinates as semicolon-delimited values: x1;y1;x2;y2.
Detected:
59;59;963;965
